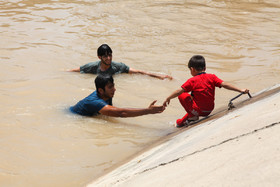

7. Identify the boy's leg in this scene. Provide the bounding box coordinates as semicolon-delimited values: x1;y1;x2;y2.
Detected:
176;93;199;126
176;113;190;126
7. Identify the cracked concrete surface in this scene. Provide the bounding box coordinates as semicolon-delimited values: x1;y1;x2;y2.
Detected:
140;121;280;175
88;86;280;187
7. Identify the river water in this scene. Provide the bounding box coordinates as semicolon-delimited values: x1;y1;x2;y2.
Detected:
1;0;279;186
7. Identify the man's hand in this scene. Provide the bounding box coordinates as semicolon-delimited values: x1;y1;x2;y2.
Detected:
66;68;80;72
158;75;173;80
148;100;165;114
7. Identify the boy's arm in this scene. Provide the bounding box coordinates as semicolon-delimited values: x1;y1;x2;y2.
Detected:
129;68;173;80
99;100;165;117
163;88;185;106
221;82;249;93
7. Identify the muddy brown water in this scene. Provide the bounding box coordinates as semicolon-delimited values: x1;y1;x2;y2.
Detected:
1;0;280;186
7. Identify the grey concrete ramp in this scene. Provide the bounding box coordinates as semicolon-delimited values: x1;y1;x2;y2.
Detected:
88;85;280;187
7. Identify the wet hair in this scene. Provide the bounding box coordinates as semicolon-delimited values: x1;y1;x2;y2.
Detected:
95;74;114;93
97;44;113;57
188;55;206;71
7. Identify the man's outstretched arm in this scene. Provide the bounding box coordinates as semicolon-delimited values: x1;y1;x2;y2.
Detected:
99;100;165;117
129;68;173;80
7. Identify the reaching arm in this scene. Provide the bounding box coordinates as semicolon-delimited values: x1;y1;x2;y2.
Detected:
67;67;80;72
99;100;165;117
129;68;173;80
221;82;249;93
163;88;185;107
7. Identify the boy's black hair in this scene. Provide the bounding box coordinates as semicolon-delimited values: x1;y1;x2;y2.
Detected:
95;74;114;93
188;55;206;71
97;44;112;57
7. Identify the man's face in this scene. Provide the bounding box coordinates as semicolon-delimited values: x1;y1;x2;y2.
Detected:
103;82;116;99
99;53;112;66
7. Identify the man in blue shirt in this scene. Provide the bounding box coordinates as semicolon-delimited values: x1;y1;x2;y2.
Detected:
70;75;165;117
67;44;173;80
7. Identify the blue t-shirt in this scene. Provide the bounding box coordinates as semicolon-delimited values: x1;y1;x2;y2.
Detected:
80;61;129;75
70;91;112;116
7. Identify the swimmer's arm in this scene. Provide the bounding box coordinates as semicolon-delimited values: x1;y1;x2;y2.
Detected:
221;82;249;93
67;67;80;72
163;88;184;106
129;68;173;80
99;101;165;117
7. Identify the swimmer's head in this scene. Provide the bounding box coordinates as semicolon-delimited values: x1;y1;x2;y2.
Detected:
97;44;113;57
95;74;114;94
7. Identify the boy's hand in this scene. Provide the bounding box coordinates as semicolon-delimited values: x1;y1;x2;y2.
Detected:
163;98;170;107
241;89;250;94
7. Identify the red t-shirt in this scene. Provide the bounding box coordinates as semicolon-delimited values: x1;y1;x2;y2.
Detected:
181;73;223;111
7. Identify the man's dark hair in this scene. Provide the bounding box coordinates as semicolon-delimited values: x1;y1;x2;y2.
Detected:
188;55;206;71
95;74;114;93
97;44;112;57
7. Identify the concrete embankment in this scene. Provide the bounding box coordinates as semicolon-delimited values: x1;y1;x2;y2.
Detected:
88;85;280;187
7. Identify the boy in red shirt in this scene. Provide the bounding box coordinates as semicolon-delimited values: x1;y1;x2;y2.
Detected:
163;55;249;128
